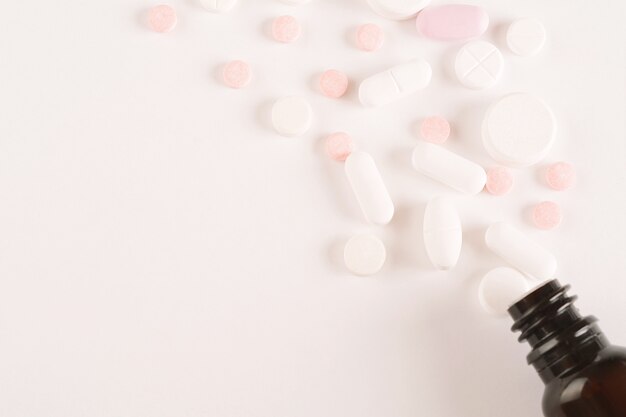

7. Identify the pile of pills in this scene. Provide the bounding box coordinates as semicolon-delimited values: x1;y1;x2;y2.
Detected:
145;1;576;317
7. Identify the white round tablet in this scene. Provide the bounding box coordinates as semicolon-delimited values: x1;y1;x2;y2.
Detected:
344;234;386;276
478;267;531;315
199;0;237;13
507;18;547;57
271;96;313;137
483;93;557;167
455;41;504;90
366;0;431;20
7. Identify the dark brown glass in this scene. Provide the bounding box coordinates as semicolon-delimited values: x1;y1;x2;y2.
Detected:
508;280;626;417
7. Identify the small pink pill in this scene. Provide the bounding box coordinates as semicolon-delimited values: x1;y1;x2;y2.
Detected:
148;4;177;33
325;132;354;162
485;166;513;196
533;201;562;230
420;116;450;144
222;60;251;89
356;23;385;52
271;15;301;43
546;162;576;191
416;5;489;41
319;70;349;99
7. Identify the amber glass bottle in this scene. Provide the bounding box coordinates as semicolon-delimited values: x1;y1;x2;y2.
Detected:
508;279;626;417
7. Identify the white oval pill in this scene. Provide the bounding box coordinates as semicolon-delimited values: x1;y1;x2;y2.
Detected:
412;142;486;195
479;267;530;315
366;0;431;20
271;96;312;137
359;59;432;107
345;151;395;225
485;222;557;280
199;0;237;13
455;41;503;90
507;18;546;57
483;93;556;167
344;234;386;276
423;197;462;270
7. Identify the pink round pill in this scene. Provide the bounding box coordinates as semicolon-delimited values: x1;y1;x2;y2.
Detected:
356;23;385;52
420;116;451;144
546;162;576;191
325;132;354;162
222;60;251;89
319;70;349;99
486;166;513;196
148;5;177;33
532;201;562;230
271;15;301;43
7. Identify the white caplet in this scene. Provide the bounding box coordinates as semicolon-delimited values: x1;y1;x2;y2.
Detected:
423;197;462;270
366;0;431;20
199;0;238;12
478;267;531;315
359;59;432;107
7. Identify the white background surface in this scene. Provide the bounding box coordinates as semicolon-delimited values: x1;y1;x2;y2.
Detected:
0;0;625;416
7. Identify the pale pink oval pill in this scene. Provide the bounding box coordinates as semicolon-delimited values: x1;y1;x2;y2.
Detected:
356;23;385;52
271;15;301;43
485;166;513;196
546;162;576;191
319;70;349;99
222;60;251;89
420;116;450;144
416;5;489;41
148;5;177;33
325;132;354;162
533;201;562;230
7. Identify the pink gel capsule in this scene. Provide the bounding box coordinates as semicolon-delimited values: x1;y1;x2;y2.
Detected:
533;201;562;230
546;162;576;191
271;15;301;43
148;4;177;33
486;166;513;196
319;70;349;98
416;5;489;41
222;60;251;89
356;23;385;52
325;132;354;162
420;115;450;144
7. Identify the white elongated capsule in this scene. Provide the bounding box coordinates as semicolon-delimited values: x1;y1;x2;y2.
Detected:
412;142;486;195
485;222;558;280
423;197;462;270
345;151;395;225
359;59;432;107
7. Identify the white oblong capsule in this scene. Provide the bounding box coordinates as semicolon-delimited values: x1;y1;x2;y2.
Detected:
412;142;486;195
423;197;462;270
345;151;395;225
485;222;558;280
359;59;432;107
199;0;238;13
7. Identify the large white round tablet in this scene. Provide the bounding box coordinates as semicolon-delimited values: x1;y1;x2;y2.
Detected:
455;41;503;90
483;93;557;167
271;96;313;137
199;0;237;12
366;0;431;20
344;234;387;276
507;18;547;57
478;267;530;315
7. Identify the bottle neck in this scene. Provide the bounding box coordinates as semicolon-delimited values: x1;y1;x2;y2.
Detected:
508;280;609;384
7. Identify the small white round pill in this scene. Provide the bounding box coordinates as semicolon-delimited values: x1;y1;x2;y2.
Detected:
271;96;312;137
199;0;237;13
507;18;547;57
344;234;386;276
455;41;503;90
479;267;531;315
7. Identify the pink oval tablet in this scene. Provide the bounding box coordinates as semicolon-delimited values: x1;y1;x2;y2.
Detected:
533;201;562;230
148;4;177;33
356;23;385;52
546;162;576;191
271;15;301;43
485;166;513;196
222;60;251;89
319;70;349;99
325;132;354;162
416;5;489;41
420;115;450;144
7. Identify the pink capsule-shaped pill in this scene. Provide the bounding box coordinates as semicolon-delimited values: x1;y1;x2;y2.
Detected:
416;5;489;41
